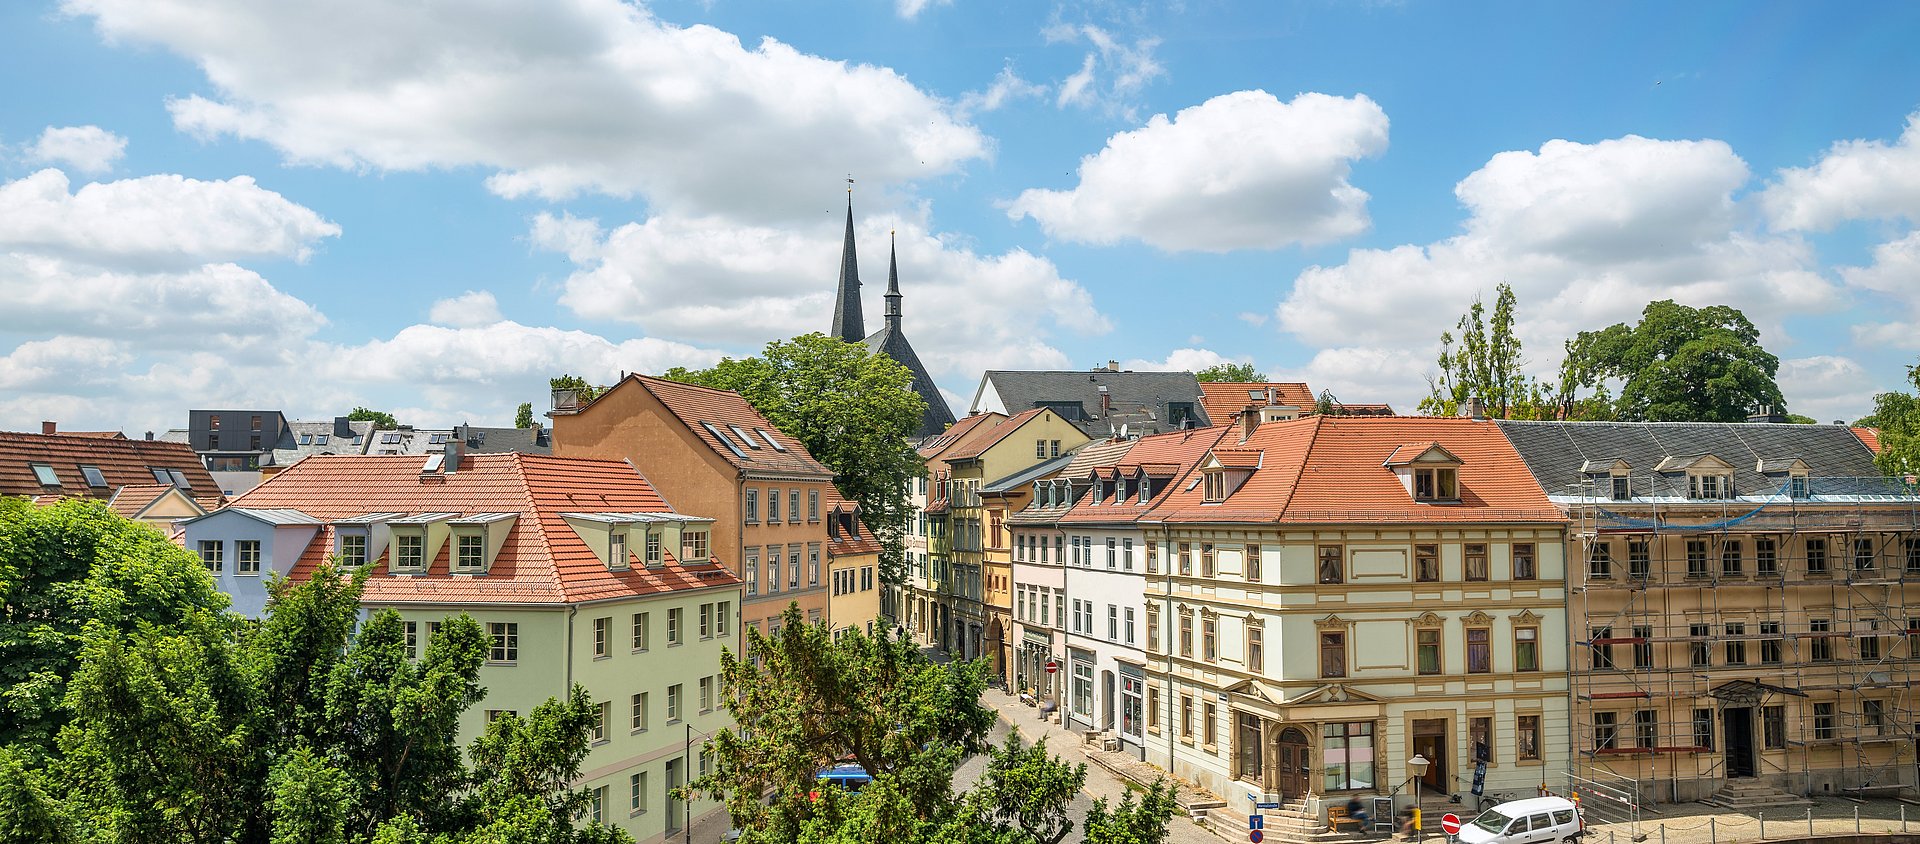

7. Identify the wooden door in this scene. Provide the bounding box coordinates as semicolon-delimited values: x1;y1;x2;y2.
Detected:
1277;728;1310;798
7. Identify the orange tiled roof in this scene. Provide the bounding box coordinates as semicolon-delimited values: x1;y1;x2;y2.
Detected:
108;484;178;518
823;488;883;556
612;375;832;479
1198;382;1317;422
1210;448;1264;469
1853;427;1883;454
1058;427;1230;526
918;412;1005;458
941;408;1051;462
0;430;220;502
1150;416;1563;525
229;453;739;604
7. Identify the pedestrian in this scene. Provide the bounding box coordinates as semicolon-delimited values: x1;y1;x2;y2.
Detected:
1346;796;1370;828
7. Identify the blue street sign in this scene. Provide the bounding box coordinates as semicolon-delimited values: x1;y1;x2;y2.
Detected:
1256;802;1281;809
1250;815;1264;830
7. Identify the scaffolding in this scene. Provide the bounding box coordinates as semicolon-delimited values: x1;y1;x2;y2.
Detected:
1568;474;1920;804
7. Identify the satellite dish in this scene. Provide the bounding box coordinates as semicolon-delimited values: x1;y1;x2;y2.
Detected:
1119;424;1130;439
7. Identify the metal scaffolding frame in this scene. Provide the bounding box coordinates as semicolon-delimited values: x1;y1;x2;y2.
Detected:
1567;474;1920;803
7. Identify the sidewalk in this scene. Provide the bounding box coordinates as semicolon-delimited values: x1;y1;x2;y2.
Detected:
1584;795;1920;844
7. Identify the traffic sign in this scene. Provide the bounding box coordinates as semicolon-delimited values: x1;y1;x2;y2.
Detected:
1249;831;1263;843
1440;813;1462;836
1249;815;1264;830
1045;660;1059;675
1255;802;1281;810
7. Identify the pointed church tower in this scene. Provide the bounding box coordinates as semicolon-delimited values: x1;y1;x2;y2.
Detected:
884;233;903;331
830;191;865;344
855;230;956;440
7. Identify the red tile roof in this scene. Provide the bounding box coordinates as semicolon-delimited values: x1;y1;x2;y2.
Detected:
1198;382;1317;422
918;412;1005;458
1853;426;1883;454
1058;427;1229;526
604;375;832;479
1151;416;1563;525
108;484;183;519
941;408;1052;461
229;453;739;604
0;430;220;502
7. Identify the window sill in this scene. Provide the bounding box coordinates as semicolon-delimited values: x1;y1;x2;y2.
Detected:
631;728;648;736
630;809;648;817
1179;737;1195;746
631;648;649;655
593;655;610;662
1203;743;1218;755
591;738;610;747
485;661;517;667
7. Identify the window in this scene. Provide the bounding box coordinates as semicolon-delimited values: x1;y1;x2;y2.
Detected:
630;772;647;813
1610;475;1630;501
1588;543;1612;578
1810;619;1833;661
1814;702;1835;740
1517;715;1541;760
1464;543;1488;582
789;550;800;588
667;684;682;722
1760;621;1782;664
1634;709;1657;749
1630;625;1653;668
1319;630;1346;678
1757;537;1778;576
403;621;418;659
745;552;758;596
1248;625;1263;672
716;601;729;636
1035;439;1046;458
646;532;661;566
1763;705;1786;749
1202;616;1217;662
313;434;328;446
700;676;713;712
809;546;820;586
199;540;223;572
768;489;780;522
1686;540;1709;578
1147;687;1160;730
393;534;423;571
667;608;682;645
1178;542;1192;576
1201;544;1215;577
1322;722;1375;791
1109;605;1119;641
809;489;819;521
236;540;261;575
593;617;610;658
1807;538;1828;574
592;701;609;743
1415;544;1440;582
1181;695;1194;739
1512;542;1535;580
789;490;801;523
1146;541;1158;574
631;692;648;732
1690;623;1711;666
1594;711;1618;750
1471;717;1493;764
1590;626;1615;669
1107;538;1117;570
1179;609;1193;657
1515;626;1538;672
1417;627;1441;675
488;622;518;663
1146;606;1160;652
339;534;367;568
699;603;712;639
1866;699;1886;735
682;530;709;562
1204;702;1218;747
1202;471;1226;502
632;613;649;651
1467;627;1491;673
1856;537;1877;571
1073;661;1094;717
299;433;312;445
1689;472;1730;499
1318;545;1343;584
745;489;759;523
1124;607;1135;644
1413;467;1458;501
1628;540;1650;578
1244;543;1260;582
1722;540;1742;576
1050;439;1061;457
589;785;606;822
1725;622;1746;665
456;534;484;571
77;465;106;488
1862;629;1883;661
1790;474;1810;498
1907;537;1920;573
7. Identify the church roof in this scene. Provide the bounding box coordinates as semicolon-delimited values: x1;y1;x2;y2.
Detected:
830;196;865;344
831;220;952;440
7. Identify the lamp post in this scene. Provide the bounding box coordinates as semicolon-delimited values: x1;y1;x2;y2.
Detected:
1409;753;1430;844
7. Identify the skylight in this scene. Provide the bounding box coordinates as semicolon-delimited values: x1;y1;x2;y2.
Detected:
729;425;762;449
169;470;192;489
428;433;448;444
757;428;788;452
701;422;749;459
299;434;313;445
29;463;59;486
314;434;329;445
382;433;402;444
149;467;172;483
79;465;106;488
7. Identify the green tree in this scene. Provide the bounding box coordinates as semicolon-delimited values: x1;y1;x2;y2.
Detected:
1856;361;1920;478
347;407;399;429
0;499;233;754
1562;299;1785;422
663;333;925;589
457;688;628;843
1193;363;1265;382
1081;782;1180;844
0;746;72;843
514;402;536;429
1420;284;1531;418
549;374;605;406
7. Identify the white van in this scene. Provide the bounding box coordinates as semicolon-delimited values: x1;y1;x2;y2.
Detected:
1455;796;1582;844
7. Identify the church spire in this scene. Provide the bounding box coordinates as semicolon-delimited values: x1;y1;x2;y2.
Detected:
830;186;866;343
884;230;902;330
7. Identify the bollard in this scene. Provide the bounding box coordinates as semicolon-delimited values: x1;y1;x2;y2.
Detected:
1659;825;1666;844
1610;829;1616;844
1759;811;1765;840
1808;807;1814;837
1904;805;1908;833
1710;816;1717;844
1855;805;1860;834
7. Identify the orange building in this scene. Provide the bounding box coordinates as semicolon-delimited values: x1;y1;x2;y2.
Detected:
551;375;840;636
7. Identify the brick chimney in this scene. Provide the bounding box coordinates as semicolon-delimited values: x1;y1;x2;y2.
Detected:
41;421;56;435
1240;407;1261;443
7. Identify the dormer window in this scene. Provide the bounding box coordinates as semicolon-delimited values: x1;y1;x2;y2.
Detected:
338;533;368;568
681;529;709;563
393;533;425;571
455;534;485;571
1689;472;1731;499
1202;470;1227;502
1414;467;1458;501
1790;473;1809;499
1611;475;1630;501
609;532;629;570
646;532;662;566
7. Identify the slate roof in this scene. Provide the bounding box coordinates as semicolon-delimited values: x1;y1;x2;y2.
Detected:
606;375;832;479
972;370;1212;437
229;452;738;604
861;238;956;439
1495;420;1887;498
1198;382;1316;422
1151;416;1562;525
274;419;376;464
1006;437;1144;526
1060;427;1230;527
983;451;1078;494
831;198;865;344
455;424;553;455
0;430;221;502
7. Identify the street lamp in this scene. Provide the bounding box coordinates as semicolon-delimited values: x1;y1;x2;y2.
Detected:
1408;753;1430;844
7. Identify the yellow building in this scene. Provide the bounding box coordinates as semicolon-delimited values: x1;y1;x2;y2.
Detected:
824;492;882;636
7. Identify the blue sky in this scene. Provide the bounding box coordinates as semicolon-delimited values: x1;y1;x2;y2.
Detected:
3;0;1919;435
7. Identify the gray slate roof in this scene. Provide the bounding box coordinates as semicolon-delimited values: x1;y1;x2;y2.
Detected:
972;370;1210;438
864;323;955;440
1006;437;1137;525
1495;420;1882;498
273;419;375;465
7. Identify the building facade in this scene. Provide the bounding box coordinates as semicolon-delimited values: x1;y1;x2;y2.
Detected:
905;413;1005;651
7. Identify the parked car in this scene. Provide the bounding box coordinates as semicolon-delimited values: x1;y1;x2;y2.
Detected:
1457;796;1582;844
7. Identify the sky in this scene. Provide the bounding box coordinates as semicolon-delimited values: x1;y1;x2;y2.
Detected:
3;0;1920;436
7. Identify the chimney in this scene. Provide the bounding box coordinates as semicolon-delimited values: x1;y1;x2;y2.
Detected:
443;440;463;474
333;416;352;437
1460;397;1488;420
41;421;56;435
1107;360;1119;372
1746;405;1786;424
1098;385;1111;417
145;431;155;441
551;389;580;414
1265;387;1278;406
1240;407;1260;443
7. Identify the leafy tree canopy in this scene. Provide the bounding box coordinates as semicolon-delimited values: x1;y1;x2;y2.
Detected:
663;333;925;587
549;374;606;406
1562;299;1784;422
690;606;1177;844
346;407;399;429
514;402;535;429
1193;363;1265;383
1856;361;1920;478
1418;283;1576;420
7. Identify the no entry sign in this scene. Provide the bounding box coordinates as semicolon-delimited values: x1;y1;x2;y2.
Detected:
1440;813;1462;836
1045;660;1059;674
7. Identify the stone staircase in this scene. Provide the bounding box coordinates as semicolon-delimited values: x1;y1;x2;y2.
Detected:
1203;798;1372;844
1702;780;1813;810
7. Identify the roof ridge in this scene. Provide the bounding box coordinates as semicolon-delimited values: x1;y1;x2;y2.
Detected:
1272;415;1324;519
631;372;741;398
506;452;565;590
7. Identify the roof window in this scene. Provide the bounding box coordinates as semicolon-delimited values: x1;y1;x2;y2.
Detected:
299;433;312;445
1413;467;1458;501
428;433;449;444
29;463;59;486
149;467;172;483
79;465;107;488
728;425;762;449
169;469;191;490
701;422;750;459
314;434;329;446
757;429;788;452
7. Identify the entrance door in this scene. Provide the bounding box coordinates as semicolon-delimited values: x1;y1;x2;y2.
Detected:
1412;719;1448;793
1724;707;1756;778
1277;727;1310;798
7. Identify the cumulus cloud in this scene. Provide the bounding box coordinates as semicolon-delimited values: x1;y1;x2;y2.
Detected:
1009;91;1389;252
0;169;340;268
65;0;987;219
0;254;326;342
1044;23;1162;114
895;0;950;19
25;125;127;174
0;336;131;391
1777;355;1877;424
1763;112;1920;231
321;321;722;387
1119;348;1244;373
1273;134;1844;414
957;64;1048;117
428;290;504;328
540;209;1111;386
1841;230;1920;350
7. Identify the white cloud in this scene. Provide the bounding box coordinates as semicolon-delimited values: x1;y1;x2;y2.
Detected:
1056;55;1097;109
1044;23;1162;114
894;0;950;19
0;168;340;268
0;336;131;391
321;321;723;387
540;209;1110;388
958;64;1048;116
1762;112;1920;231
25;125;127;174
0;254;326;342
1777;355;1876;424
1119;348;1244;373
1841;230;1920;350
1009;91;1390;252
66;0;987;220
1273;134;1845;414
428;290;504;328
1273;346;1429;414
